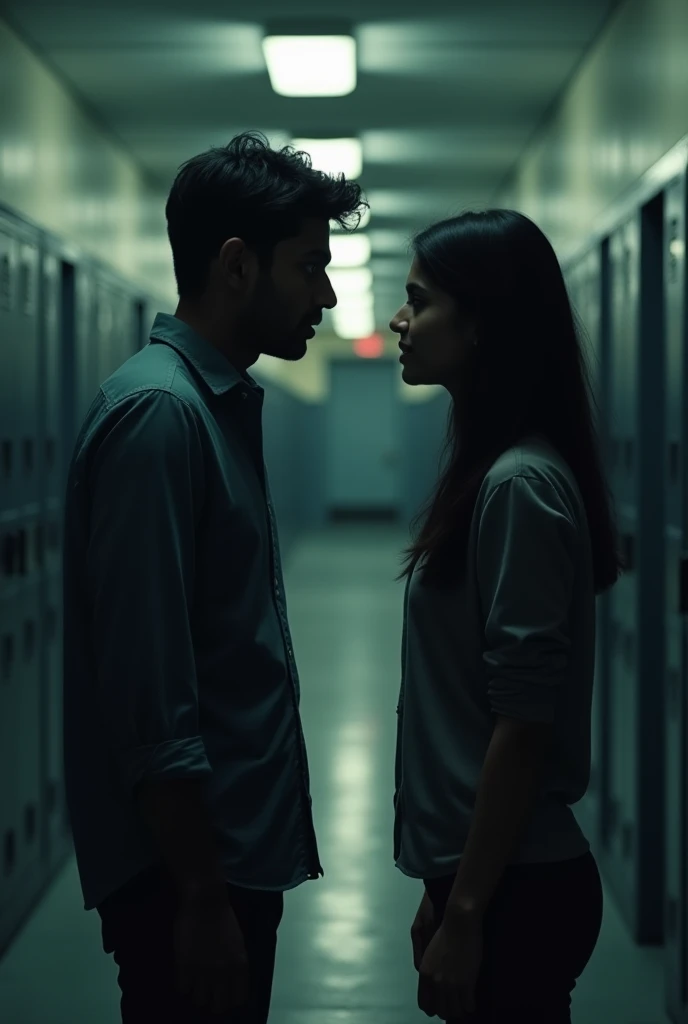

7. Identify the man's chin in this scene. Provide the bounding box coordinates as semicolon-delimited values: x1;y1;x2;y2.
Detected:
262;336;309;361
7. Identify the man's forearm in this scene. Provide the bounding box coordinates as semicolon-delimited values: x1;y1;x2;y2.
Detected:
136;778;228;901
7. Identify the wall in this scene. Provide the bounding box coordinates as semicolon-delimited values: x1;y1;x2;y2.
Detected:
497;0;688;265
0;19;176;304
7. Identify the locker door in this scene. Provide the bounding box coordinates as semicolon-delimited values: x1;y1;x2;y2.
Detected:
606;216;641;920
41;254;62;500
0;597;18;922
94;279;115;385
38;250;70;876
578;247;609;858
0;225;18;511
74;268;96;425
15;236;40;511
663;172;688;1019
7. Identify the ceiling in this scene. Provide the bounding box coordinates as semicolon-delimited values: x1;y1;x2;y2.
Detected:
1;0;622;326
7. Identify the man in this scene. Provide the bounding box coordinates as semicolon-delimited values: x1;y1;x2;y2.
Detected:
62;132;374;1023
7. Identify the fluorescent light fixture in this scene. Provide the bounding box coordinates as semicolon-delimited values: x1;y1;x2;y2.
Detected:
333;306;376;339
262;35;356;97
292;137;362;179
336;292;374;314
328;267;373;296
330;234;371;267
331;206;371;231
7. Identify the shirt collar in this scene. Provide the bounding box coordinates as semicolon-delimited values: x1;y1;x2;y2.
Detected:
149;313;264;398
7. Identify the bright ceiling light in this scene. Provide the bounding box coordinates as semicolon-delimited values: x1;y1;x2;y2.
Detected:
292;138;362;180
333;307;376;339
331;206;371;231
335;292;374;314
262;35;357;97
330;234;371;267
328;267;373;296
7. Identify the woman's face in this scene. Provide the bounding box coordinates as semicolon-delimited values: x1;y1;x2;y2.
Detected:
389;256;477;391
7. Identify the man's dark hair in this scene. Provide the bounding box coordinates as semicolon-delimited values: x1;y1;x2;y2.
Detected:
165;131;368;299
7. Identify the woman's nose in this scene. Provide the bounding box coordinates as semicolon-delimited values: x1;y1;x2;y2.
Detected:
390;317;409;334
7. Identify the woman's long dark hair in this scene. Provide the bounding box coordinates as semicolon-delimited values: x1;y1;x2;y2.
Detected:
397;210;624;595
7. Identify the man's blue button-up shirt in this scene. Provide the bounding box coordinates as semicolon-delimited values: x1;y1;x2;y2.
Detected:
62;312;323;911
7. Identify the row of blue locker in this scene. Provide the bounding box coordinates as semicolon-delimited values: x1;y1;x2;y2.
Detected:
565;173;688;1023
0;208;158;955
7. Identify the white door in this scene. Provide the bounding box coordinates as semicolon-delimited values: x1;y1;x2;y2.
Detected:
326;359;400;515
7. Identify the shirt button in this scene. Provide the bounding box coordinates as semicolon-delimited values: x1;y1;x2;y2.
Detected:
241;391;247;399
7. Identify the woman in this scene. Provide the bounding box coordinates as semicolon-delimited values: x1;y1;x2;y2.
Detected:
388;210;622;1022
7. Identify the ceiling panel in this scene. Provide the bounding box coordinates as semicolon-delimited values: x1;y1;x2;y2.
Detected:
1;0;623;318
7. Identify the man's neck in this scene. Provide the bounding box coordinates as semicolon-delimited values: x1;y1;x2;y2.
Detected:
174;303;257;372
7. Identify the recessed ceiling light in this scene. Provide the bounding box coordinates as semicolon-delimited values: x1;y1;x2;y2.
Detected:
292;138;362;180
330;235;371;267
262;35;356;97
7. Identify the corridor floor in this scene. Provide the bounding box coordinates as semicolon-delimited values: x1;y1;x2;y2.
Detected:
0;525;670;1023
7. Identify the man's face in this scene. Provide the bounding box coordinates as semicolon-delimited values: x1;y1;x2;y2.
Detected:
242;218;337;361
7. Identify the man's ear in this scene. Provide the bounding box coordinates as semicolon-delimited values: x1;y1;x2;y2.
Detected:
219;237;257;291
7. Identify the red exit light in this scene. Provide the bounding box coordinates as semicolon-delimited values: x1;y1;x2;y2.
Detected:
353;333;384;358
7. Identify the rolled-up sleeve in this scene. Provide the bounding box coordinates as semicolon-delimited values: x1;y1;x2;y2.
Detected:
84;389;212;792
476;475;577;724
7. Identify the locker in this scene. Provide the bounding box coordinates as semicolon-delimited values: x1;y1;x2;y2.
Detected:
663;172;688;1020
94;278;116;385
14;232;40;512
74;267;97;424
40;253;63;499
0;594;18;919
567;248;611;862
40;573;68;874
0;587;43;955
606;220;641;922
602;203;666;944
0;222;19;512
